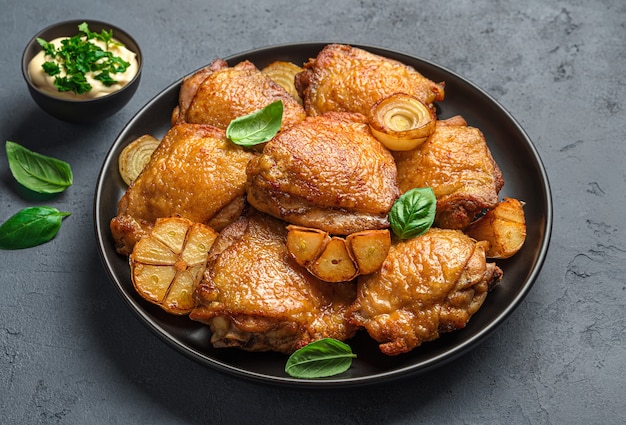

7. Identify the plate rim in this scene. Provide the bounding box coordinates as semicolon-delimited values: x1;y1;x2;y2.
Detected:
94;42;553;388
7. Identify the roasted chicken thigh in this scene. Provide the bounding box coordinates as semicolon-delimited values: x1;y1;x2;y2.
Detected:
393;118;504;230
110;123;255;255
172;59;306;130
190;213;358;354
246;111;401;235
109;44;522;362
295;44;445;116
350;228;502;356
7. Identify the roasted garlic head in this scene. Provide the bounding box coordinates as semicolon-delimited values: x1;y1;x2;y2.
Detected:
130;217;218;314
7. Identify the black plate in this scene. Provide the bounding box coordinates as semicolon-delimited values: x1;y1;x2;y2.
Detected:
94;43;552;388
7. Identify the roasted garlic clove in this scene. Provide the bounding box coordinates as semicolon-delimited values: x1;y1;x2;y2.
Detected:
130;217;218;314
368;93;436;151
309;237;359;282
286;225;331;267
346;229;391;275
286;225;391;282
466;197;527;259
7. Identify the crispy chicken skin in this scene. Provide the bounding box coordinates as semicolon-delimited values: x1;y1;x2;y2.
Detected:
110;123;255;255
295;44;445;116
246;112;401;235
172;59;227;126
350;228;502;356
110;45;516;358
393;119;504;230
172;59;306;130
190;213;358;354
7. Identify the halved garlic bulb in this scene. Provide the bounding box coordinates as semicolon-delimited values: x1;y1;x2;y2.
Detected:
368;93;436;151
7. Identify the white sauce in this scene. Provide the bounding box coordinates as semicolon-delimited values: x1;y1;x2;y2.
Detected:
28;36;139;100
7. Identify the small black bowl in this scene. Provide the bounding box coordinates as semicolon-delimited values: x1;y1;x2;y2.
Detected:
22;19;142;123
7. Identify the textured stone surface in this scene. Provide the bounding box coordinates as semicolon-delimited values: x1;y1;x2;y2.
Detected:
1;0;625;424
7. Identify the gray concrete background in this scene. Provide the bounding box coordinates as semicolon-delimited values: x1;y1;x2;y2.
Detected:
1;0;624;424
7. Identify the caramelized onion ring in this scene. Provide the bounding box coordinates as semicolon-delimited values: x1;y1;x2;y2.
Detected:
118;134;160;185
368;93;436;151
261;61;304;104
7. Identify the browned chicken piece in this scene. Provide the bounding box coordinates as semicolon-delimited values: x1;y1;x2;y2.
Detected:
350;228;502;356
246;111;401;235
295;44;445;117
172;59;306;130
393;119;504;230
172;59;228;125
189;213;358;354
110;123;256;255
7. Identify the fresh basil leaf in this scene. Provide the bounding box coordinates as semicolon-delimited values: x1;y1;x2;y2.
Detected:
389;187;436;239
285;338;356;378
0;207;71;250
5;141;73;194
226;100;283;147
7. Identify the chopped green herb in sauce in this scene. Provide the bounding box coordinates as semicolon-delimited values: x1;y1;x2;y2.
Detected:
36;22;131;95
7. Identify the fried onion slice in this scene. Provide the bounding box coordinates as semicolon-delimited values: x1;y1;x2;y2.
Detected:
118;134;160;185
368;93;436;151
262;61;304;104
